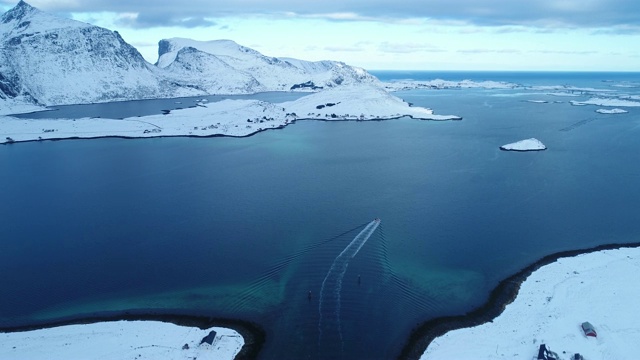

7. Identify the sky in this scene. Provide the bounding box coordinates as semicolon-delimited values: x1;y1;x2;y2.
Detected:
2;0;640;71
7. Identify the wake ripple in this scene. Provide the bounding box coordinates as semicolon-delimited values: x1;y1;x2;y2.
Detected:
318;218;380;355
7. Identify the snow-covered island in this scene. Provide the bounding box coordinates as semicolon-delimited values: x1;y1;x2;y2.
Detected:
500;138;547;152
570;98;640;107
0;321;243;360
595;108;628;114
527;99;549;103
421;246;640;360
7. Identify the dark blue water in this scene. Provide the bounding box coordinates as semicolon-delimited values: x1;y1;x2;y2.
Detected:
1;72;640;359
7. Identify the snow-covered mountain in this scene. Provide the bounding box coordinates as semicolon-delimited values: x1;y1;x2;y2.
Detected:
156;38;379;92
0;1;380;110
157;44;264;95
0;1;170;106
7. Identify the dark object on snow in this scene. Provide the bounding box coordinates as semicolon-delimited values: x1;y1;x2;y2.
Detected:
582;321;597;337
537;344;559;360
573;353;584;360
290;81;323;90
182;343;189;350
200;330;217;345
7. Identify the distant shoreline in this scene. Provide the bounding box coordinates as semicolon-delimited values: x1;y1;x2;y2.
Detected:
0;312;265;360
1;115;461;146
396;241;640;360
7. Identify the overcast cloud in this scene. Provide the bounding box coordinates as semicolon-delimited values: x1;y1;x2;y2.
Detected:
2;0;639;29
2;0;638;70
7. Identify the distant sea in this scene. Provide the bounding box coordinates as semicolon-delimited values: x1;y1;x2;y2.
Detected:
2;72;640;359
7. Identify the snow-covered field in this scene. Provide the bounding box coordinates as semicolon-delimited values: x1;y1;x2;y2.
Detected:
0;321;243;360
421;246;640;360
0;85;460;144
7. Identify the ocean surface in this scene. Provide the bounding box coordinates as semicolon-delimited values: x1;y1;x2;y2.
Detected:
2;72;640;359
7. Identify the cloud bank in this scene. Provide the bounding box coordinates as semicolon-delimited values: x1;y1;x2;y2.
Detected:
3;0;639;29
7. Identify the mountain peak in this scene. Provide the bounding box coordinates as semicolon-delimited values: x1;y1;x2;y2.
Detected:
1;1;38;24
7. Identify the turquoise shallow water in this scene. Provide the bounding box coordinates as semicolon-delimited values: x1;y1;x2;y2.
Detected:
1;72;640;359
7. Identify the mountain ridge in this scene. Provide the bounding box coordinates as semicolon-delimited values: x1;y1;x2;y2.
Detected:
0;1;379;109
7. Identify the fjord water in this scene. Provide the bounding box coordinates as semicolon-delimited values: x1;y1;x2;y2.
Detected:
2;72;640;359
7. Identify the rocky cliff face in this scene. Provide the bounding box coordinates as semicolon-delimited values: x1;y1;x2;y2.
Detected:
0;1;380;109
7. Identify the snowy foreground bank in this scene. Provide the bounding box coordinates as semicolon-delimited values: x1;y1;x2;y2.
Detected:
0;321;243;360
0;85;460;144
421;246;640;360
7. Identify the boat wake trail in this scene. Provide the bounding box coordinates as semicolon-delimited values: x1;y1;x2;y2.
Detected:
318;218;380;355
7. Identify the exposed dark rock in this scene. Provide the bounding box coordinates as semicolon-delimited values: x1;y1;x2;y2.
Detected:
290;81;323;90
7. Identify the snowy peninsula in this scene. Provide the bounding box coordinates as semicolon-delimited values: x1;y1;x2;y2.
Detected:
0;321;243;360
500;138;546;151
1;85;460;144
421;246;640;360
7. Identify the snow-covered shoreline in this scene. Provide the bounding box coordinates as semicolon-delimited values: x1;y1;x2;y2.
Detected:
1;320;245;360
394;243;640;360
419;245;640;360
5;244;640;360
1;85;461;145
0;313;265;360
